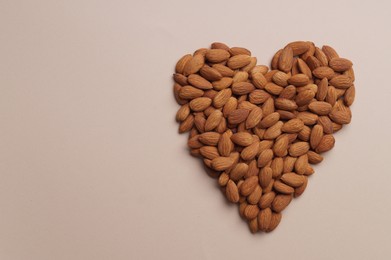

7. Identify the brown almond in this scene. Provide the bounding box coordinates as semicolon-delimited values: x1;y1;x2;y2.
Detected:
189;97;212;111
295;89;315;106
228;108;250;124
329;57;353;72
307;150;324;164
240;176;259;196
198;132;221;146
213;88;232;108
275;98;298;111
252;72;268;89
258;207;272;231
247;185;262;205
259;166;273;188
287;41;310;55
330;75;353;89
281;172;305;187
227;54;251;69
272;194;293;212
259;192;275;209
183;54;205;76
199;65;223;81
310;124;324;149
231;132;253;146
274;180;295;194
232;82;255;95
312;66;335;79
257;149;274;167
273;134;289;157
199;146;220;160
173;73;188;86
315;134;335;153
278;46;294;72
212;64;235;77
297;58;312;78
322;45;339;61
176;104;190;122
218;130;233;157
179;114;194;133
318;116;334;134
260;112;280;128
211;156;235;171
314;47;328;66
282;118;305;133
294;176;308;197
179;85;204;99
229;47;251;56
344;85;355;106
265;82;284;95
288;74;310;86
187;74;213;90
230;163;249;181
308;101;333;115
205;49;230;63
175;54;192;74
223;97;238;117
296;111;318;125
264;121;283;140
266;212;282;232
226;180;240;203
244;204;260;220
246;107;263;129
289;142;310;157
295;154;309;175
212;77;233;90
204;110;223;131
241;141;260;161
272;71;290;87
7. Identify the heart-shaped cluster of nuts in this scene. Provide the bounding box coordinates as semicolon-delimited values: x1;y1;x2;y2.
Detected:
173;41;355;233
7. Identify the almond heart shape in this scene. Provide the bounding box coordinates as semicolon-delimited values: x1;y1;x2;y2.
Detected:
173;41;355;233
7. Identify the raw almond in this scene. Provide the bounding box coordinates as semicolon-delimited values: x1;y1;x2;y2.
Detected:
227;54;252;69
205;49;230;63
226;180;240;203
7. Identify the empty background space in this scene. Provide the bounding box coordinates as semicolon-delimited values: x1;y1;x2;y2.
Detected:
1;0;390;259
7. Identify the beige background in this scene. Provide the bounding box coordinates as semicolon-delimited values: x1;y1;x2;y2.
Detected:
1;0;391;259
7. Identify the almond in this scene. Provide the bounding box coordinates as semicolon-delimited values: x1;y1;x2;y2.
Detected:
281;172;305;187
274;180;295;194
308;101;333;115
322;45;339;61
228;108;250;124
232;82;255;95
213;88;232;108
227;54;252;69
288;74;310;86
329;110;352;125
266;212;282;232
211;156;235;171
289;142;310;157
189;97;212;111
329;75;353;89
231;132;253;146
212;77;233;90
246;107;263;129
263;121;283;140
244;204;260;220
312;66;335;79
295;89;315;106
259;192;275;209
188;74;213;89
278;46;294;72
218;130;234;157
259;166;273;188
199;146;220;159
205;49;230;63
175;54;192;74
282;118;305;133
183;54;205;76
257;149;274;167
226;180;240;203
199;65;223;81
310;124;324;149
176;104;190;122
198;132;221;146
229;47;251;56
329;58;353;72
240;176;259;196
275;98;298;111
315;134;335;153
179;114;194;133
258;207;272;231
230;163;249;181
179;85;204;99
204;110;223;131
272;194;293;212
241;141;260;161
287;41;310;55
247;185;262;205
296;111;318;125
252;72;268;89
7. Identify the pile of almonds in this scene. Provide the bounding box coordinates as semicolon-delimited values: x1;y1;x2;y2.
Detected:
173;41;355;233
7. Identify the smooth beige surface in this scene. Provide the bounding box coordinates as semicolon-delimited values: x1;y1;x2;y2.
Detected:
1;0;391;259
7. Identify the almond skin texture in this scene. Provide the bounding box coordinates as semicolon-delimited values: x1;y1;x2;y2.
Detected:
226;180;240;203
173;42;355;234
